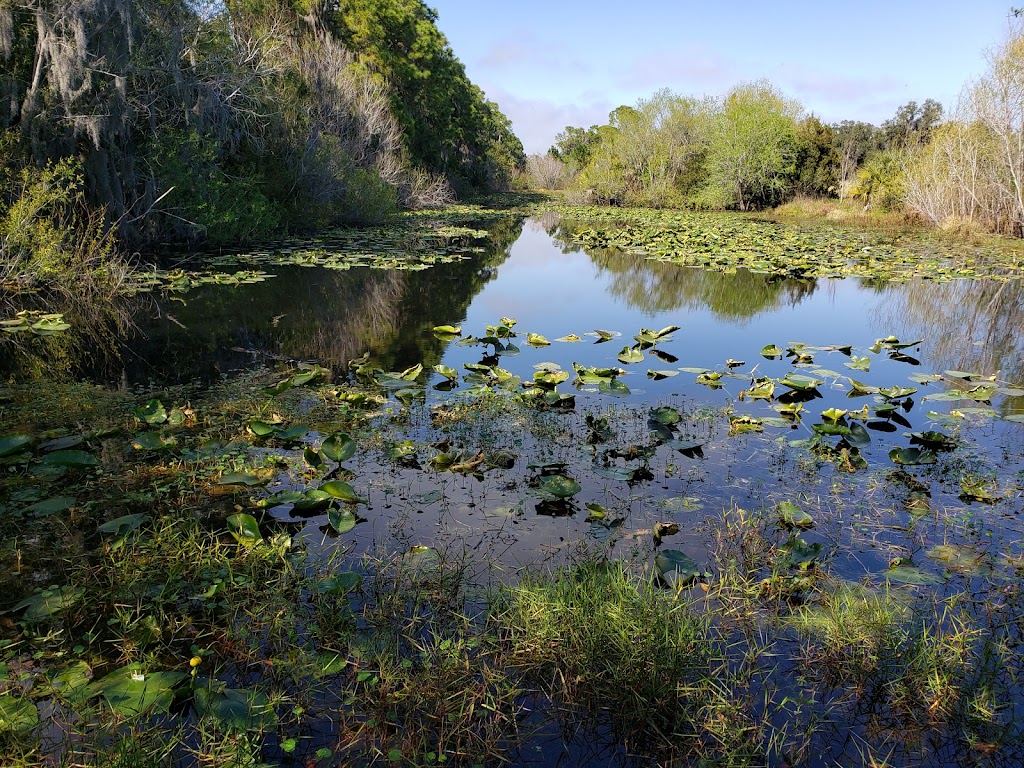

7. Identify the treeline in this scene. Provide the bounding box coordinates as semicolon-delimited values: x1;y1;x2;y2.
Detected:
532;21;1024;239
528;82;941;214
0;0;523;266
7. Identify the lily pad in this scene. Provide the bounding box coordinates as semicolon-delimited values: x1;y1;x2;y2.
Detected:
538;475;581;498
97;513;148;536
655;549;701;587
328;507;359;534
41;449;98;467
320;481;366;504
889;447;937;466
321;433;357;463
0;695;38;734
0;434;32;458
10;586;84;622
227;513;262;546
194;683;276;732
777;501;814;530
90;666;186;717
134;399;167;425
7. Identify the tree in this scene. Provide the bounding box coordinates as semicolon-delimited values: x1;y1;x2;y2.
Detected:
793;115;839;197
831;120;879;197
550;125;603;171
879;99;944;150
700;80;800;210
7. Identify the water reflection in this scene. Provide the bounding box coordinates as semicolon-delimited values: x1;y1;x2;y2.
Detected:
876;278;1024;383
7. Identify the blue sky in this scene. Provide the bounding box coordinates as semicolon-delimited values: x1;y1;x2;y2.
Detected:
428;0;1017;154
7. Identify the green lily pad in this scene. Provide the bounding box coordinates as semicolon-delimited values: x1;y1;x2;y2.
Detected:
131;432;176;451
526;332;550;347
317;572;362;594
617;345;645;364
97;514;148;535
760;344;784;359
649;406;682;425
0;434;32;458
23;496;76;517
889;447;937;466
655;549;700;587
227;513;263;546
134;399;167;425
42;449;98;467
778;536;822;570
777;501;814;530
247;420;280;437
433;364;459;381
884;564;944;586
0;695;38;734
320;481;366;504
10;586;84;622
194;684;276;732
321;433;357;463
538;475;581;498
218;472;268;487
90;666;186;717
328;507;358;534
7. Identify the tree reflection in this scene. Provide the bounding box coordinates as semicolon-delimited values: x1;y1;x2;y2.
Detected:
0;217;525;385
875;278;1024;382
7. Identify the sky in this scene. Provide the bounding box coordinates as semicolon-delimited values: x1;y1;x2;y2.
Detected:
427;0;1019;154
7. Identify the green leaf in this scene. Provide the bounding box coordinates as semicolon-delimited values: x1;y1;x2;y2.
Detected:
246;420;280;437
760;344;784;359
227;513;263;546
97;513;148;535
538;475;581;498
655;549;700;587
649;406;682;425
131;431;176;451
884;564;944;585
320;481;366;504
0;695;38;734
41;449;98;467
777;501;814;530
433;364;459;381
617;345;644;364
89;666;187;717
218;472;267;487
321;433;357;463
317;572;362;594
889;447;937;466
328;507;358;534
11;586;84;622
23;496;76;517
526;332;550;347
134;399;167;425
194;684;276;732
0;434;32;458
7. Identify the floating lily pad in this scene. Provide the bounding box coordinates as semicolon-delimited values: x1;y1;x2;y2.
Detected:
0;695;38;734
328;507;359;534
0;434;32;458
134;399;167;425
649;406;682;425
617;345;644;364
97;514;148;535
23;496;76;517
41;449;98;467
320;481;366;504
227;513;262;546
90;666;186;717
889;447;937;466
538;475;581;498
884;563;944;586
10;586;84;622
317;572;362;595
321;433;357;463
131;432;176;451
777;501;814;530
526;332;550;347
194;683;276;732
655;549;700;587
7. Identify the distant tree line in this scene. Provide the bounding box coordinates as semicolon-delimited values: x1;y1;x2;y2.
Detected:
529;82;942;215
0;0;524;260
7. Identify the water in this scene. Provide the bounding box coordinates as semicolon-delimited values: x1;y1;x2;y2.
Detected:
17;215;1014;580
5;213;1024;767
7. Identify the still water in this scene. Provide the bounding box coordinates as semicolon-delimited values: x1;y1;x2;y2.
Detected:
24;214;1015;582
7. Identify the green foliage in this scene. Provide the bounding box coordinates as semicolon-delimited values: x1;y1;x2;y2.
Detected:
0;149;120;293
700;80;800;210
850;148;906;211
793;115;840;197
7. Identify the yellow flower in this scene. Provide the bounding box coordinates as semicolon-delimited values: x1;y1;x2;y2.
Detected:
189;656;202;668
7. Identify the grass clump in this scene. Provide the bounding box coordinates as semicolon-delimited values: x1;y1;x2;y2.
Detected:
495;558;759;761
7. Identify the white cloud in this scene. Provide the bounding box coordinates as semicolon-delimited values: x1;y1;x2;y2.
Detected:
485;88;613;155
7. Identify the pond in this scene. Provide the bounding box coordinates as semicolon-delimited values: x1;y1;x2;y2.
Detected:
2;207;1024;767
44;214;1023;578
